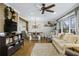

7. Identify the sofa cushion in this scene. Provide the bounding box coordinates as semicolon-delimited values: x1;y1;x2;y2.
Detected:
53;39;72;48
68;35;77;43
75;35;79;44
76;40;79;44
57;33;65;39
65;44;79;47
53;39;64;50
62;33;77;43
62;33;73;40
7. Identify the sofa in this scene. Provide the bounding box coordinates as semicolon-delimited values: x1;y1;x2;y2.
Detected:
52;33;79;55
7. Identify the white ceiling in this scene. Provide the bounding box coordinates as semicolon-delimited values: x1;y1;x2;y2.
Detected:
8;3;77;22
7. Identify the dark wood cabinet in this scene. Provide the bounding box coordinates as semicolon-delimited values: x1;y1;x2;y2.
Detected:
0;33;24;56
0;36;7;56
0;46;7;56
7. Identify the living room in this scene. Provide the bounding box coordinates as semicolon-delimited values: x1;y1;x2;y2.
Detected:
0;2;79;56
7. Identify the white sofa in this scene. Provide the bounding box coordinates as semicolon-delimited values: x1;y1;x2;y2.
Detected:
52;33;79;55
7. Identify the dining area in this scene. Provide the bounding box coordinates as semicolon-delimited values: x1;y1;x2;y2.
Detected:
28;32;44;41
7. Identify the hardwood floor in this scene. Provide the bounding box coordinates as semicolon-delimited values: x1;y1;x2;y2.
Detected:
13;38;49;56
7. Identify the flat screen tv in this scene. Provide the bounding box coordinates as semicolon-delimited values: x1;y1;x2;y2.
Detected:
4;19;17;33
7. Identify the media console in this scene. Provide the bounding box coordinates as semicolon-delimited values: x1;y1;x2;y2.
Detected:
0;33;24;56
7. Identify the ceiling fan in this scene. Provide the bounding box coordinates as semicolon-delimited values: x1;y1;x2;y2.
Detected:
40;3;55;14
44;21;57;27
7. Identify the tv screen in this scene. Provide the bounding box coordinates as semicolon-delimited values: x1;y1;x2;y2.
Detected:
4;19;17;33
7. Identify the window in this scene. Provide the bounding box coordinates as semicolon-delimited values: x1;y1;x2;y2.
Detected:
58;21;61;33
63;18;69;33
69;15;76;34
57;14;76;34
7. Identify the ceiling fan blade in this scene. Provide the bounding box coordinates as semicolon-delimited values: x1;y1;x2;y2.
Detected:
46;10;54;13
42;10;44;14
45;4;55;10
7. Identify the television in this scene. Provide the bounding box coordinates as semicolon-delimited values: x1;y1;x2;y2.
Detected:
4;19;17;33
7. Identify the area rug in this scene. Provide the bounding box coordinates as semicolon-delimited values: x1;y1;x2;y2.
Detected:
31;43;61;56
